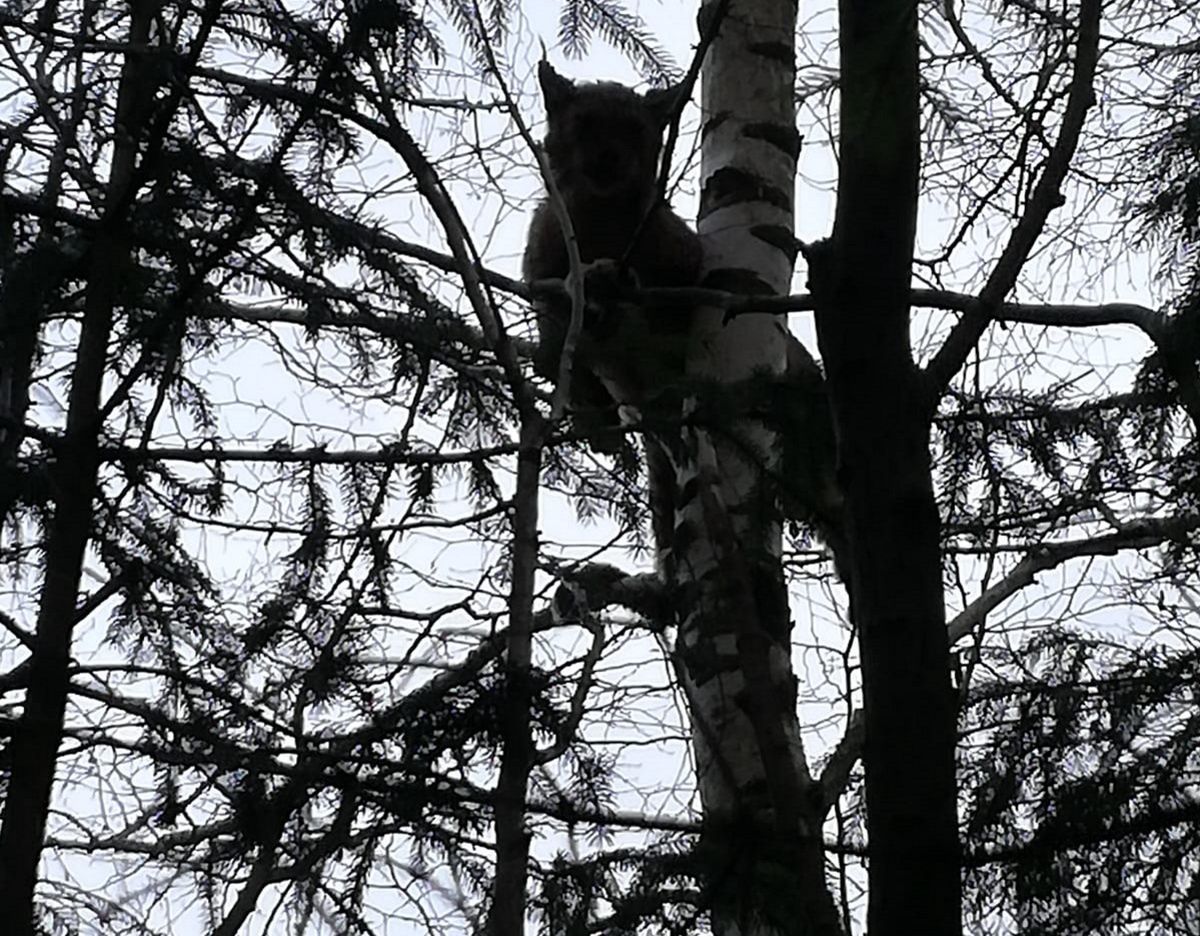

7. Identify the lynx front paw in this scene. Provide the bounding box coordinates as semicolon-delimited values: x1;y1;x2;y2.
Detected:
566;259;640;337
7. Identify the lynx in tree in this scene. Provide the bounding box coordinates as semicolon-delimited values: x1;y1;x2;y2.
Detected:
524;61;702;557
524;62;844;574
523;61;702;449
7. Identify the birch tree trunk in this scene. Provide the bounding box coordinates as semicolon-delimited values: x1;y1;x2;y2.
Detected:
671;0;842;931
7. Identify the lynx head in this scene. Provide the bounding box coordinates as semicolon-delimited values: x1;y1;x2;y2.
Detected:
537;60;684;210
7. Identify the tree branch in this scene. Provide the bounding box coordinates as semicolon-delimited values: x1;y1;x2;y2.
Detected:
915;289;1166;337
922;0;1103;403
947;514;1200;645
818;513;1200;807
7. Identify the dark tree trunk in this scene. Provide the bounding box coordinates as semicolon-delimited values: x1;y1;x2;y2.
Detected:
813;0;962;932
486;420;542;935
0;3;159;925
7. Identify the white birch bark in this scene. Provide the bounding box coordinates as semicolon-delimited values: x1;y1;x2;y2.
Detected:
670;0;843;932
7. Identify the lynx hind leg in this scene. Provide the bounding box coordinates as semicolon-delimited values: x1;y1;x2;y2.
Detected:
644;437;678;569
570;369;624;454
534;298;625;453
533;297;568;382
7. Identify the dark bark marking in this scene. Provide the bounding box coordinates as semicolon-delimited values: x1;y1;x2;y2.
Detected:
744;122;802;161
700;166;791;219
746;41;794;66
751;223;801;264
702;267;776;294
701;110;733;142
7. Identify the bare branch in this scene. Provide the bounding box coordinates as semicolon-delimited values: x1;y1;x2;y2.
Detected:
947;514;1200;645
913;289;1167;338
818;710;864;812
818;514;1200;810
100;441;520;467
534;617;604;765
923;0;1103;403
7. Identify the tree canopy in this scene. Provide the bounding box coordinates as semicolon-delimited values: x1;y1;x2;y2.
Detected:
0;0;1198;933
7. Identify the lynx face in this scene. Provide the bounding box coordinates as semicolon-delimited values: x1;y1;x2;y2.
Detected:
538;61;681;209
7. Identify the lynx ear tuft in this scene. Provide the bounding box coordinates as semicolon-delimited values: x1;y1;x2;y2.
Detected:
538;59;576;113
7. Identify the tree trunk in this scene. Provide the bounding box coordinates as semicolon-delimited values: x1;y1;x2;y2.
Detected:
812;0;962;932
670;0;842;932
0;3;160;924
487;417;543;935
